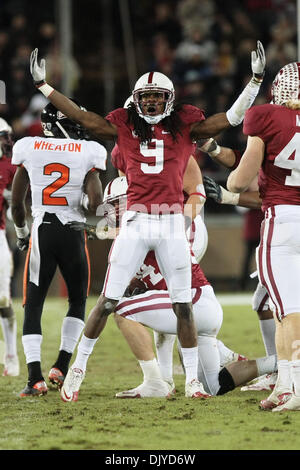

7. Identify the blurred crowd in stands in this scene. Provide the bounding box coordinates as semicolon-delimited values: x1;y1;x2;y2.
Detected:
1;0;296;291
0;0;297;164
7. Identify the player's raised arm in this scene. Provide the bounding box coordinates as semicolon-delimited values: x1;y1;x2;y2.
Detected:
30;48;117;141
190;41;265;139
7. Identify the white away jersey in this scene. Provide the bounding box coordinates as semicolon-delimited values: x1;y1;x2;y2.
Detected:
12;136;107;223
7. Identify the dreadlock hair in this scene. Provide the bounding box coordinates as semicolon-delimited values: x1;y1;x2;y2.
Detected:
127;102;184;144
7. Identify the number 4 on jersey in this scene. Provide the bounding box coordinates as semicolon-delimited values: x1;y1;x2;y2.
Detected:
274;133;300;186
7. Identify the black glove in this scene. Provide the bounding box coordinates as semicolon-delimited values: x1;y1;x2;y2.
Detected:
203;176;222;203
67;221;97;240
16;235;30;251
124;278;148;297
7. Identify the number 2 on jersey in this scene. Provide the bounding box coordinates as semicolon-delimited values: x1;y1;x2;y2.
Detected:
274;133;300;186
42;163;69;206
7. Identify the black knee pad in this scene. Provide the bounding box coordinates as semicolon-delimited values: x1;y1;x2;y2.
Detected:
217;367;235;395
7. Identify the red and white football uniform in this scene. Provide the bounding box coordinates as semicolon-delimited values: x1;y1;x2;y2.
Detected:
115;249;223;395
244;104;300;320
107;105;204;212
111;142;208;263
103;105;205;302
0;155;16;307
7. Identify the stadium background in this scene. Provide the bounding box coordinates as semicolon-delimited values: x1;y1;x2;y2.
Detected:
0;0;297;296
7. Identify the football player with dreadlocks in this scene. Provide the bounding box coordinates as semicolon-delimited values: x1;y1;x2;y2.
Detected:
29;42;265;401
225;62;300;412
0;118;19;377
11;102;107;397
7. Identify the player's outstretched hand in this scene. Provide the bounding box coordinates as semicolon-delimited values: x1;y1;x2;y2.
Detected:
203;176;222;203
67;221;97;240
251;41;265;79
30;48;46;84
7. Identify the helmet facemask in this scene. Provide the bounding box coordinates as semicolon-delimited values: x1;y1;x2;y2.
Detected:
102;176;128;228
132;72;175;124
0;132;13;158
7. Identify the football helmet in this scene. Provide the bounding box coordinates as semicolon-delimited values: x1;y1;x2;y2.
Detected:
41;101;89;139
124;95;133;108
132;71;175;124
271;62;300;105
0;117;13;158
102;176;128;227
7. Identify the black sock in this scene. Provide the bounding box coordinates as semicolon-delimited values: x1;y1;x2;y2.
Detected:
27;362;44;386
52;350;72;376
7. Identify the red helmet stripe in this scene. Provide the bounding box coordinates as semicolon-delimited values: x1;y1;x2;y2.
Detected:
107;179;114;196
148;72;154;83
297;63;300;99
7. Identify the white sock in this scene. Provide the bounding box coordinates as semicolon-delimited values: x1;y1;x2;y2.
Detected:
217;340;235;367
290;360;300;397
153;331;175;382
72;334;98;372
22;334;42;364
275;359;292;393
59;317;85;353
180;346;198;384
0;317;17;356
138;358;163;382
256;354;277;376
259;318;276;356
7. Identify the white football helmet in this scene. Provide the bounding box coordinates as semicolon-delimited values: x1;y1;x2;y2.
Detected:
132;71;175;124
102;176;128;227
124;95;133;108
271;62;300;105
0;118;13;158
0;118;12;135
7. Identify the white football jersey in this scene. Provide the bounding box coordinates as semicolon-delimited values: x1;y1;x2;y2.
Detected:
12;136;107;223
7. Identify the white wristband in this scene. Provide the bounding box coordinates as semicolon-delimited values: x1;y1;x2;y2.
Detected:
37;83;54;98
208;145;221;157
14;223;29;238
220;187;240;205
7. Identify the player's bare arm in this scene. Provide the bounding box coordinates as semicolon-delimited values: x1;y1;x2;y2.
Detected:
238;191;262;209
183;155;206;221
11;166;31;250
190;113;230;140
203;175;262;209
227;136;264;193
198;139;237;168
11;165;29;227
30;49;117;141
83;170;103;213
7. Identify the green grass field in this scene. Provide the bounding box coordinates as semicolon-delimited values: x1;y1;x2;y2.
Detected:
1;295;300;452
